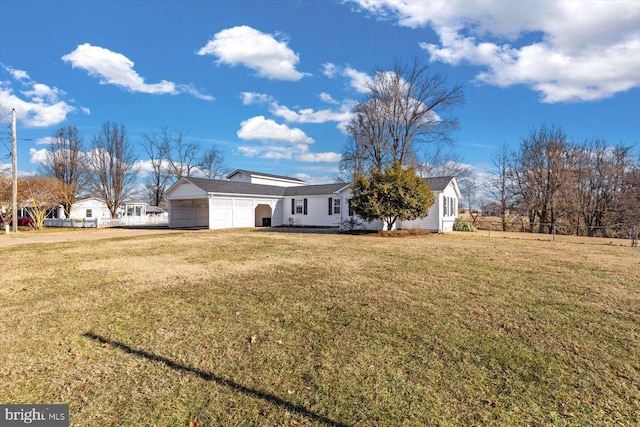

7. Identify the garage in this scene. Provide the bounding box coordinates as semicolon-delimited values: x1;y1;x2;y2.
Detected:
170;199;209;228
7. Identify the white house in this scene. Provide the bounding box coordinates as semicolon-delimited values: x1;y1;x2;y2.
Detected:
165;170;460;232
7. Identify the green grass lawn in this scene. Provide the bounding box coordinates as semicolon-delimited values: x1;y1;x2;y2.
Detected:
1;229;638;426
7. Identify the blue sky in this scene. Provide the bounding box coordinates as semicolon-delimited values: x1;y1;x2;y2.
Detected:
1;0;639;187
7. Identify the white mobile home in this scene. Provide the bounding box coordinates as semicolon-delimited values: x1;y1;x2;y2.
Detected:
165;170;460;232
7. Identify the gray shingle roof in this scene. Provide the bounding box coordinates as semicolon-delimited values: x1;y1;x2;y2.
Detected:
184;177;346;197
185;177;287;196
423;176;455;192
183;176;454;197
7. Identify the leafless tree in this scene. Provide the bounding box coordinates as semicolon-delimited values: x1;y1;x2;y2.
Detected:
40;126;88;216
142;129;171;206
567;140;634;235
199;146;228;179
162;128;200;180
511;125;569;233
489;143;514;231
341;57;464;176
88;122;138;218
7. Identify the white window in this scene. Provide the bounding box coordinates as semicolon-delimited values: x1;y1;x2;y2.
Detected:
296;199;304;214
333;198;341;215
86;209;93;218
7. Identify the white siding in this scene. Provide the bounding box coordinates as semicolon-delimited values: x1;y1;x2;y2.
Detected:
69;199;112;220
283;196;342;227
208;196;281;229
398;181;459;232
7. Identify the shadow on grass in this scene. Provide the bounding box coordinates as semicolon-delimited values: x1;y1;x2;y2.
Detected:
83;332;346;427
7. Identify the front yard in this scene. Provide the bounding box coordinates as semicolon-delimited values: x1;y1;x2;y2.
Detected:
1;229;638;425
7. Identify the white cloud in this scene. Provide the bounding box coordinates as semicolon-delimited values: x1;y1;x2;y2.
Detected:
62;43;213;99
241;92;274;105
322;62;339;78
343;66;372;93
269;102;353;125
237;115;314;144
236;116;340;163
0;67;76;128
237;143;340;163
296;150;341;163
35;137;54;145
319;92;339;104
29;147;48;165
197;25;308;81
347;0;640;102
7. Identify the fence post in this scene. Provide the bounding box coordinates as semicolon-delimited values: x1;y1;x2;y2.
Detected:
552;224;556;241
632;225;638;247
488;221;491;237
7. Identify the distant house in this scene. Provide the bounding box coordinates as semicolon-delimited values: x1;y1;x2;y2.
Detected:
165;169;461;232
482;202;511;217
69;197;113;221
44;198;167;227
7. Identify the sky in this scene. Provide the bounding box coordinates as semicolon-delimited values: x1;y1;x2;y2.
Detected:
1;0;639;188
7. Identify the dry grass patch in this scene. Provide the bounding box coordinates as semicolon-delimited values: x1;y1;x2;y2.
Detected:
1;229;638;426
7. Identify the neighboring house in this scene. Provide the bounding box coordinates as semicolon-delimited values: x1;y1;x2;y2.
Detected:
482;202;512;217
165;169;461;232
68;197;113;221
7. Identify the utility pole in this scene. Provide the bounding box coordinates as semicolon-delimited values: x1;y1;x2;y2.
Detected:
12;108;18;233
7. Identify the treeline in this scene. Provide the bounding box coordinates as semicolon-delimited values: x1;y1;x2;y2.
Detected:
0;122;227;228
489;125;639;235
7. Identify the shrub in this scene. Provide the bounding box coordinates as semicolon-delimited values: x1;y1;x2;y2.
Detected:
453;217;477;232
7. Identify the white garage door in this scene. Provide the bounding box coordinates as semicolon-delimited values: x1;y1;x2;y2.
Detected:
170;199;208;228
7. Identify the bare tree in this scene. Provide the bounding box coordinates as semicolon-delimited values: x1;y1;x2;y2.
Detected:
511;125;569;233
163;128;200;180
341;57;464;176
142;129;171;206
568;140;634;235
489;143;513;231
199;146;228;179
88;122;138;218
40;126;88;216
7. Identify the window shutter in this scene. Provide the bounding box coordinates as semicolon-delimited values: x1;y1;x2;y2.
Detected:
291;199;295;215
348;199;353;216
303;198;308;215
328;198;333;215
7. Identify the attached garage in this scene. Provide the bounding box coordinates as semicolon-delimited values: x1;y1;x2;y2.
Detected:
165;178;210;228
170;199;209;228
166;177;287;230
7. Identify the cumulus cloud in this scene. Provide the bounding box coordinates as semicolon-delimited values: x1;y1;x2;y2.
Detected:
197;25;308;81
347;0;640;102
240;92;274;105
319;92;339;104
236;116;340;163
322;62;339;78
237;143;340;163
237;115;313;144
0;65;76;128
29;147;48;165
322;63;373;93
269;102;353;125
62;43;213;100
